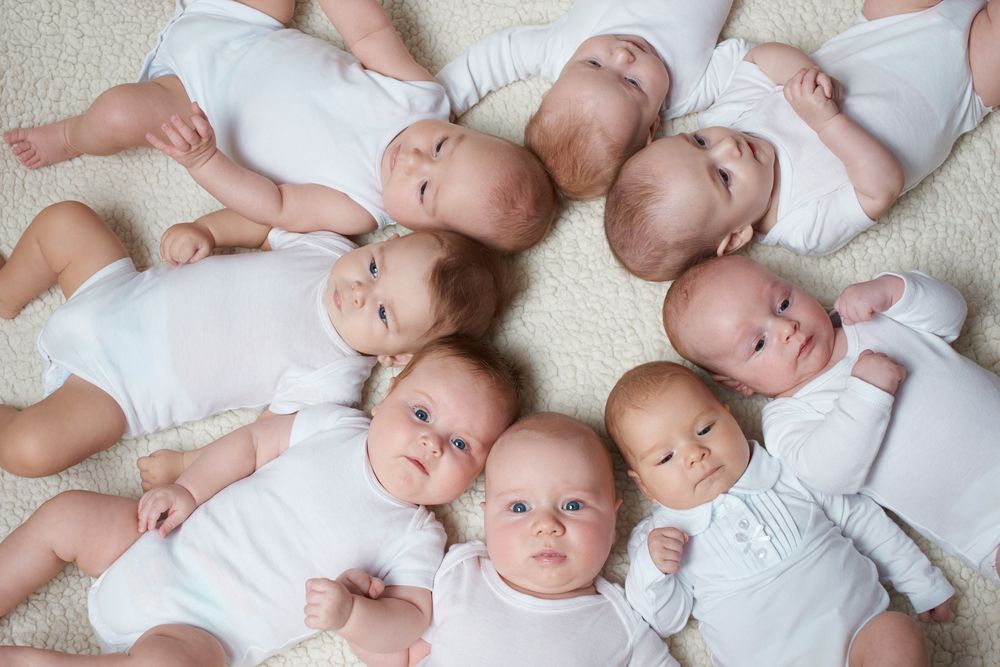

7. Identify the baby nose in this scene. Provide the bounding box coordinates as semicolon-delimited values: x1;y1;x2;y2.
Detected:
612;45;636;64
421;433;442;456
533;511;565;536
350;281;365;307
400;148;426;175
780;318;799;341
685;445;709;466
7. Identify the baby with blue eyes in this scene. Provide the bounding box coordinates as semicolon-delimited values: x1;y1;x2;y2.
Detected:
367;412;678;667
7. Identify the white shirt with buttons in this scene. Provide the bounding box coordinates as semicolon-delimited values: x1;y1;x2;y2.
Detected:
625;442;953;667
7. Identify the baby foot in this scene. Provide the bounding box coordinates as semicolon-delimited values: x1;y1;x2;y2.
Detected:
138;448;192;491
3;122;81;169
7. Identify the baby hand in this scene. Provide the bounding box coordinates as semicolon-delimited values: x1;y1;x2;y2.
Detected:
648;527;688;575
917;596;953;623
851;349;907;395
145;101;217;170
833;275;905;325
137;483;197;537
783;67;841;130
160;222;216;265
304;571;385;631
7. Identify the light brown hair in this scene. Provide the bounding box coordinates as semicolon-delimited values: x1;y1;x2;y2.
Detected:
481;139;559;252
604;361;695;462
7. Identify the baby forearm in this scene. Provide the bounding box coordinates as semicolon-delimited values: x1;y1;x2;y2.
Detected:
338;595;430;653
195;208;271;250
187;151;290;228
815;113;904;219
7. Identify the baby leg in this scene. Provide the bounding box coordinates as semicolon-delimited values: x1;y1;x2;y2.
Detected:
3;75;191;169
0;201;127;319
0;375;127;477
861;0;940;20
848;611;929;667
970;1;1000;107
235;0;296;24
0;491;139;618
0;624;226;667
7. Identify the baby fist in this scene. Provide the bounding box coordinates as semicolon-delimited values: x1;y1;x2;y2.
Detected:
917;596;953;623
304;577;354;631
851;349;907;395
783;67;840;130
833;275;904;325
648;527;688;575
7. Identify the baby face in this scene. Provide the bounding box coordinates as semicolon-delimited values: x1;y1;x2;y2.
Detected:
678;256;837;397
483;420;620;599
646;127;778;246
380;119;511;243
618;373;750;510
324;232;442;359
367;352;512;506
549;34;670;148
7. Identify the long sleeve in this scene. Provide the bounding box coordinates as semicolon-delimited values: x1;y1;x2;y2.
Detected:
879;271;967;342
436;24;551;116
817;490;954;613
762;377;894;494
624;518;693;637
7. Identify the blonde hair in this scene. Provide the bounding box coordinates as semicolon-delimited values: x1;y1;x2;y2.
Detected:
604;361;697;461
525;97;645;200
604;152;717;282
481;138;558;252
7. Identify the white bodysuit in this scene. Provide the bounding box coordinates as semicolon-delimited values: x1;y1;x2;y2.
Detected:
436;0;733;119
626;443;953;667
698;0;990;255
88;403;446;667
140;0;451;229
420;541;677;667
762;271;1000;578
38;229;375;437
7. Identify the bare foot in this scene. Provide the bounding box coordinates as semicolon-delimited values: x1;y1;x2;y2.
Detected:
138;448;194;491
4;122;81;169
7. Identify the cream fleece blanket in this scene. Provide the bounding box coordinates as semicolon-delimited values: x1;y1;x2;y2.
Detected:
1;0;998;665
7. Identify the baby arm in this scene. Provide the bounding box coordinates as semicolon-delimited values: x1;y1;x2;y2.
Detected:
160;208;272;266
843;271;968;341
306;569;432;654
783;67;903;220
820;490;955;621
136;414;295;536
317;0;434;82
624;521;693;637
147;104;378;236
744;42;820;88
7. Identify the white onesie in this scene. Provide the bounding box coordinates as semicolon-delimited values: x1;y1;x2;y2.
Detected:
37;229;375;437
626;443;953;667
762;271;1000;579
436;0;733;119
88;403;446;667
697;0;990;255
420;541;677;667
140;0;451;229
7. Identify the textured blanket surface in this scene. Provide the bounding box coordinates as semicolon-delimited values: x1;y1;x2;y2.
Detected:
1;0;998;665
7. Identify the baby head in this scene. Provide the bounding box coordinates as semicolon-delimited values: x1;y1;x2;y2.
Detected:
381;119;558;252
525;35;670;199
605;128;778;281
326;230;510;366
367;335;520;506
482;412;622;599
605;361;751;510
662;255;836;397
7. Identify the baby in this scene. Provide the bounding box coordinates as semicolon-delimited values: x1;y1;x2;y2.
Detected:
0;336;519;666
606;0;1000;280
361;412;676;666
605;361;954;666
436;0;733;198
0;200;507;477
663;255;1000;585
3;0;556;252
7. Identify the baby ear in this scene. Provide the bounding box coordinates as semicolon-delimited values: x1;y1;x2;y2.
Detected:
627;470;654;502
614;497;624;512
644;115;662;146
377;352;412;368
711;374;755;397
715;225;754;256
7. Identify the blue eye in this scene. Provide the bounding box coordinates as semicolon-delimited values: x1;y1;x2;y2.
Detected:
693;135;707;147
511;502;528;513
451;437;467;451
378;304;387;325
778;298;790;313
753;337;765;353
369;259;379;279
414;407;429;422
563;500;583;511
658;452;673;465
697;424;713;436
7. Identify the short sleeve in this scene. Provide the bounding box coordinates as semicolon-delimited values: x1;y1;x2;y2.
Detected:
288;403;369;449
760;181;873;256
381;509;448;590
266;228;357;256
269;354;377;414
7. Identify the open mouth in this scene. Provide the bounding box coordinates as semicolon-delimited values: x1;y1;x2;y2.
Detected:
406;456;429;476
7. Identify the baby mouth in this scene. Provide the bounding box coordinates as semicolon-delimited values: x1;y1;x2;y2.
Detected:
333;288;342;311
406;456;429;476
697;466;722;486
532;550;566;564
797;335;814;360
389;143;401;172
